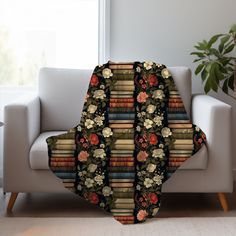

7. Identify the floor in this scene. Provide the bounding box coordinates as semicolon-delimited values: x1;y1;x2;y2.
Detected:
0;183;236;218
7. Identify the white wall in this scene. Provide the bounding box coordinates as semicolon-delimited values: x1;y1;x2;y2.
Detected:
110;0;236;179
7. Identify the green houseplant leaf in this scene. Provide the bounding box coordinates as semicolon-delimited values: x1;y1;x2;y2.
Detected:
191;24;236;99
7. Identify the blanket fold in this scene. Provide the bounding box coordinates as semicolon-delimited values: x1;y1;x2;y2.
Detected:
47;61;206;224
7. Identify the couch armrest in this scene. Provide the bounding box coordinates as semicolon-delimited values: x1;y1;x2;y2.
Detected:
192;94;233;191
3;95;40;192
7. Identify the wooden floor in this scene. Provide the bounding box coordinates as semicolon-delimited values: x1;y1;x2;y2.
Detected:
0;183;236;218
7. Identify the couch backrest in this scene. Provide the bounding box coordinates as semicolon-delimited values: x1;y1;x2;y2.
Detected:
39;67;191;131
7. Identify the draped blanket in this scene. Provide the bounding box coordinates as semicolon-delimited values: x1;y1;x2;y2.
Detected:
47;61;206;224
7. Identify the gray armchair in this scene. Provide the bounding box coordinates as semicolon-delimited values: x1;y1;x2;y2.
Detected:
3;67;233;212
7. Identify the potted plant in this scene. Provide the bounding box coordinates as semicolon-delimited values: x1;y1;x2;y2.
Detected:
191;24;236;99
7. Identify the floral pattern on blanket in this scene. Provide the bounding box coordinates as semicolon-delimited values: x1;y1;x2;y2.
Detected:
47;61;206;224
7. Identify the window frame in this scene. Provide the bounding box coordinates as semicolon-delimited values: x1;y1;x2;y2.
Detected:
98;0;110;64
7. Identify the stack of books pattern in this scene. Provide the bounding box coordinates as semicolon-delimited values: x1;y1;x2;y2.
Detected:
46;61;206;224
167;87;193;177
48;132;76;192
108;63;135;224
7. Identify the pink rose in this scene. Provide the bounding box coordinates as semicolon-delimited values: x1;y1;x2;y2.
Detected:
137;151;148;162
137;92;148;103
78;151;89;162
137;210;148;221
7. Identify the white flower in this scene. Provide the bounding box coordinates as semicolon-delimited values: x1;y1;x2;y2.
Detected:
141;111;146;116
100;143;105;148
161;127;172;137
95;116;104;126
152;207;160;216
102;186;113;196
100;202;105;208
161;68;171;78
144;61;153;70
85;178;94;188
156;63;162;68
77;185;82;191
93;149;106;159
146;163;156;173
93;90;106;99
102;127;113;138
88;163;97;173
82;111;87;116
85;119;94;129
159;144;164;148
146;104;156;114
152;149;164;159
136;66;141;73
94;175;104;185
195;126;200;132
144;178;154;188
136;126;141;132
137;172;142;177
102;68;113;78
152;90;164;100
153;175;163;185
77;126;82;131
137;113;142;118
88;104;97;114
78;171;83;177
100;84;105;89
153;115;163;126
144;119;153;129
136;184;141;191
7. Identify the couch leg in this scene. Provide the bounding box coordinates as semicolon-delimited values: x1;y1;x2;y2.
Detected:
217;193;228;212
7;193;18;211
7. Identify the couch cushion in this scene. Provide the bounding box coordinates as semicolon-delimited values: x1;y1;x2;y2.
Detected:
30;131;66;169
39;66;192;131
30;132;208;170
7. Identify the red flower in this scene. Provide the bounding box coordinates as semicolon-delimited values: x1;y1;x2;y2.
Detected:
88;192;99;204
148;75;158;86
149;134;158;145
142;84;147;89
90;74;99;86
149;193;158;204
80;138;85;143
198;138;202;144
89;133;99;145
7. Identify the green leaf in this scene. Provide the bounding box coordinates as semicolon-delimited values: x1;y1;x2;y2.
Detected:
193;58;203;63
209;73;218;92
208;48;221;58
195;64;205;75
190;52;205;57
222;79;229;94
219;35;230;53
204;78;211;94
201;68;208;82
224;44;235;54
208;34;222;47
228;74;235;90
229;24;236;33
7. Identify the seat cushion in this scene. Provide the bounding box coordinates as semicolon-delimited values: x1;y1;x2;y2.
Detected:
30;131;66;169
30;132;208;170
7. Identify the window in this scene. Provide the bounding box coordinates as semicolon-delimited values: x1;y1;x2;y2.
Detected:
0;0;110;182
0;0;110;86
